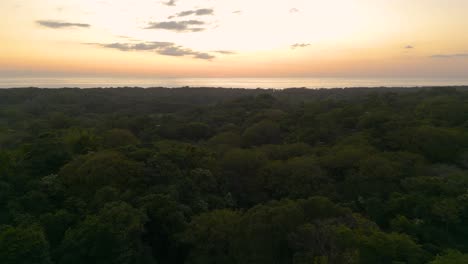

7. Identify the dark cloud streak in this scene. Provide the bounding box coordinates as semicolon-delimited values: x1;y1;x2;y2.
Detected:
213;50;237;55
163;0;177;6
168;9;214;19
101;42;173;51
90;41;215;60
146;20;206;32
291;43;310;49
431;53;468;58
171;8;214;18
37;20;90;28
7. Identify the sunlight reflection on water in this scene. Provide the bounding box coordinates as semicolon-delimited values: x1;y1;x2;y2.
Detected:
1;77;467;89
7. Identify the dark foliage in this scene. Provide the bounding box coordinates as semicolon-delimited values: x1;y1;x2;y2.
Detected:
0;86;467;263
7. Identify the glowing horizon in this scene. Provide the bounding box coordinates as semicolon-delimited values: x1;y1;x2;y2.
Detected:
1;0;468;78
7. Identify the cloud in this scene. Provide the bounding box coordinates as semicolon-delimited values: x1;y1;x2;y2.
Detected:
100;42;173;51
431;53;468;58
146;20;206;32
91;41;215;60
289;8;300;13
163;0;177;6
171;8;214;18
157;45;215;59
36;20;90;29
405;45;414;49
194;53;215;59
100;43;132;51
291;43;310;49
116;35;141;41
157;46;189;56
213;50;237;55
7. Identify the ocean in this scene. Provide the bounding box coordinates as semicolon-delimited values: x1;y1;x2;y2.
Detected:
1;77;467;89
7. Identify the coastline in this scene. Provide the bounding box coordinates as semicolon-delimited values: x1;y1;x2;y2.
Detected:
2;86;468;90
1;77;468;89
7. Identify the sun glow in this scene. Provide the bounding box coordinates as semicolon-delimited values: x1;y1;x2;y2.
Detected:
1;0;468;77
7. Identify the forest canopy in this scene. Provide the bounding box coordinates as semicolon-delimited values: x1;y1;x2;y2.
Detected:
0;87;467;264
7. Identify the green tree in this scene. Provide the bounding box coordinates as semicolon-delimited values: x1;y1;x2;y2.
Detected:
259;156;331;200
0;225;52;264
429;250;468;264
242;120;281;147
221;148;267;205
139;194;187;264
183;209;241;264
103;129;139;148
235;199;305;264
40;210;75;249
59;150;144;196
179;122;212;141
58;202;154;264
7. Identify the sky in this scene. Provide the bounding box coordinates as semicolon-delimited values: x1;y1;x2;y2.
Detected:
1;0;468;78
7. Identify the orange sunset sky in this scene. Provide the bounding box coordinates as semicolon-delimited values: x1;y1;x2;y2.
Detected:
1;0;468;78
